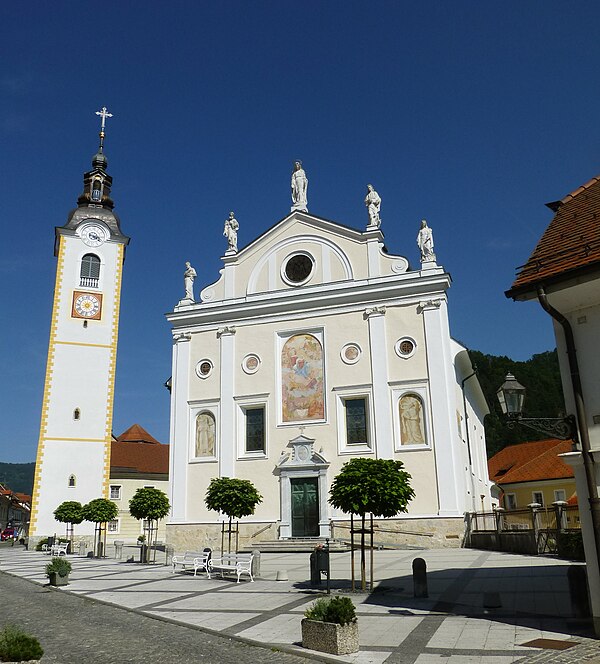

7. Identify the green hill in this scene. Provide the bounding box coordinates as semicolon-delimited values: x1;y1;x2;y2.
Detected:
468;349;564;457
0;462;35;495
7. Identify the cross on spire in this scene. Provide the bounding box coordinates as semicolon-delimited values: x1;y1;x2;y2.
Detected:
95;106;113;151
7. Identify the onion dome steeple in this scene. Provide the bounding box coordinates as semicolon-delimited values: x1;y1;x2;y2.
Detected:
61;107;128;242
77;106;115;209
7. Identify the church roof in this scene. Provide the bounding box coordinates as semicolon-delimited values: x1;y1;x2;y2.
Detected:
488;439;574;485
507;175;600;298
116;423;161;445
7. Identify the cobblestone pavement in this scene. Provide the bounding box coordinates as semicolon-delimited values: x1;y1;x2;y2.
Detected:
1;545;599;663
0;570;308;664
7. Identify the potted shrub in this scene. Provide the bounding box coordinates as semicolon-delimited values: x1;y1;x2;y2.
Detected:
302;596;359;655
45;556;72;587
0;624;43;663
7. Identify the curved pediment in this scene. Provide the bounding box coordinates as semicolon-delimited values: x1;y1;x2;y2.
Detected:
198;211;410;304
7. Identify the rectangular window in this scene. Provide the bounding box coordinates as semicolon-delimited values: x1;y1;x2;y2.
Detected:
554;489;566;503
532;491;544;506
107;520;119;533
345;398;368;445
245;407;265;453
506;493;517;510
109;485;121;500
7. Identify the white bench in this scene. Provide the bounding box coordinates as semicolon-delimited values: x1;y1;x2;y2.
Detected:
208;552;254;583
50;542;68;556
172;551;210;577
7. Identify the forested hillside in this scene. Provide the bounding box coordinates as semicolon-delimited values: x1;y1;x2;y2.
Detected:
469;349;565;458
0;462;35;495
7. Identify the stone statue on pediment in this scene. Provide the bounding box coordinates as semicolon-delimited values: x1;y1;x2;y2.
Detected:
417;219;436;263
291;161;308;212
223;211;239;253
365;184;381;228
183;261;196;300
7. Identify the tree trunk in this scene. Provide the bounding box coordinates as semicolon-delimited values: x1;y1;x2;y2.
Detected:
360;513;366;592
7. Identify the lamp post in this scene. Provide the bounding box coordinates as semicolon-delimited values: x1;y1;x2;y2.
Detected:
496;373;578;444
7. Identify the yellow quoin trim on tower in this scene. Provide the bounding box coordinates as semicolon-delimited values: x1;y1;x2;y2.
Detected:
30;236;67;532
101;242;125;497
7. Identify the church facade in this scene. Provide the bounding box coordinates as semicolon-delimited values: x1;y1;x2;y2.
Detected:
166;182;491;551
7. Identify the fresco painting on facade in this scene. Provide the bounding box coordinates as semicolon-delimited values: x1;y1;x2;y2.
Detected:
282;334;325;422
195;412;216;457
399;394;426;445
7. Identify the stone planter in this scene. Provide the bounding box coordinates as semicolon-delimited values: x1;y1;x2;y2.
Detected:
48;572;69;587
301;618;359;655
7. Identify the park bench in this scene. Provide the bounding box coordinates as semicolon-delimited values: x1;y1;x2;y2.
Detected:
49;542;68;556
208;552;254;583
171;550;211;577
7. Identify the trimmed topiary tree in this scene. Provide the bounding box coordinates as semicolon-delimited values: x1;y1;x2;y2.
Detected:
329;458;415;590
205;477;262;553
129;488;170;563
53;501;84;549
82;498;118;558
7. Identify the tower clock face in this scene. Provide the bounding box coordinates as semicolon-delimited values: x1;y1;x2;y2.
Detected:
80;223;108;247
72;291;103;320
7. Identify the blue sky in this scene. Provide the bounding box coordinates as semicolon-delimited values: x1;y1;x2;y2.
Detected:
2;2;599;463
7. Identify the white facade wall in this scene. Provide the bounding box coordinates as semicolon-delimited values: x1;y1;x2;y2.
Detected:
168;213;491;547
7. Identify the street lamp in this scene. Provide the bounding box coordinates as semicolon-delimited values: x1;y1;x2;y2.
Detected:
496;373;578;443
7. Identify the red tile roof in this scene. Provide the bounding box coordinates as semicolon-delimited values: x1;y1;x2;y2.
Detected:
116;423;161;445
488;439;574;485
507;175;600;298
111;425;168;476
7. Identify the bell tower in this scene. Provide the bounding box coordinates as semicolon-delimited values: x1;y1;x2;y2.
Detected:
30;108;130;540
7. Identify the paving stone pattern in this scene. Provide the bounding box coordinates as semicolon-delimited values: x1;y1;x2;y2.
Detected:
1;545;599;663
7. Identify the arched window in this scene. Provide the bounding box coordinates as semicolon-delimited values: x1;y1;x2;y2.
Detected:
73;408;80;421
80;254;100;288
91;177;103;202
68;474;76;488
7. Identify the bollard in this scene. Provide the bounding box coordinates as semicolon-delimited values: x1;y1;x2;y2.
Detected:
309;551;321;586
412;557;428;598
114;540;124;560
568;566;591;619
78;541;86;557
165;545;174;566
251;550;261;579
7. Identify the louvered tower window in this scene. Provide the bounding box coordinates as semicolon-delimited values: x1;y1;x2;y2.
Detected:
80;254;100;288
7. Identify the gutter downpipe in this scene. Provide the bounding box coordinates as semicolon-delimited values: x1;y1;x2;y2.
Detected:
537;285;600;632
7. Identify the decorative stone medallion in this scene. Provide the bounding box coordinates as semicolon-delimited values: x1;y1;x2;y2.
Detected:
341;343;362;365
242;353;261;374
195;359;214;379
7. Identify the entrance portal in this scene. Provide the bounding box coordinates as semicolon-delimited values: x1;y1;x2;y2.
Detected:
291;477;319;537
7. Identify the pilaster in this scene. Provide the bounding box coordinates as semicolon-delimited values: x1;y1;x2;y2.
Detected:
218;326;236;477
421;298;465;515
365;306;394;459
169;332;191;522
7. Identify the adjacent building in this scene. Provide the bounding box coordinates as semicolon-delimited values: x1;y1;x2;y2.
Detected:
506;173;600;633
487;439;576;511
107;424;169;543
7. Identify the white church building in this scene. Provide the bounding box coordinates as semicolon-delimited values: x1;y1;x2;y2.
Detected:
166;170;491;551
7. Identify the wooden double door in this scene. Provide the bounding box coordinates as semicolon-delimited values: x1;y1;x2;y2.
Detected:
290;477;319;537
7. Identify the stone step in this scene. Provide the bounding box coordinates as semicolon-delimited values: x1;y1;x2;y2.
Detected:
244;539;350;553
